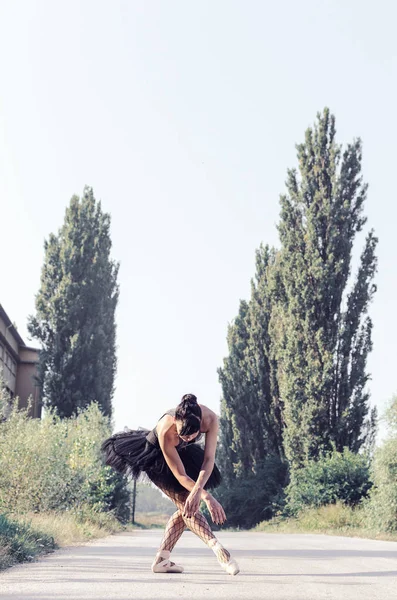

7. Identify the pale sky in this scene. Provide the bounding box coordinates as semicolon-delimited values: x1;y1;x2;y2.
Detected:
0;0;396;444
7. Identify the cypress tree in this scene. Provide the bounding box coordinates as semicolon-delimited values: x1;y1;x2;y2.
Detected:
275;109;378;469
28;187;119;418
218;246;284;479
218;299;251;480
249;245;285;461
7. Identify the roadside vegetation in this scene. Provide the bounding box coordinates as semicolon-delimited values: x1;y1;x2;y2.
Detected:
252;396;397;542
0;386;128;570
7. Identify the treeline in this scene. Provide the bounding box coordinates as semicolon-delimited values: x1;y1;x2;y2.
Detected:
216;109;386;529
1;108;393;554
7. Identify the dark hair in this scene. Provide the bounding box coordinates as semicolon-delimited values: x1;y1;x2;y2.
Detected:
175;393;202;436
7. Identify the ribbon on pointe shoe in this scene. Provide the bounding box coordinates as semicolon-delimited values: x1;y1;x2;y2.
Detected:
151;549;184;573
208;539;240;576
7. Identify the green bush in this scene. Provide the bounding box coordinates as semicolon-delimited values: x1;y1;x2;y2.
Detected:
206;454;288;529
0;399;129;520
363;395;397;532
285;447;372;516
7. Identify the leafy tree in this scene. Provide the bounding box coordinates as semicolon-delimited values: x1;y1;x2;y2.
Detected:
209;455;287;529
218;246;284;481
28;187;119;418
274;108;378;469
217;247;287;527
218;299;252;481
218;110;378;527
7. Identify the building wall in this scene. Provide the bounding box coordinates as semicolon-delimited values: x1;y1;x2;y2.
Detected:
0;305;41;418
16;362;41;418
0;314;19;355
19;347;40;363
0;340;17;394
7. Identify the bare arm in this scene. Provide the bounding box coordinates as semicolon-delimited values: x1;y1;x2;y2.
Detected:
158;413;226;524
157;430;212;500
192;414;218;492
183;414;227;523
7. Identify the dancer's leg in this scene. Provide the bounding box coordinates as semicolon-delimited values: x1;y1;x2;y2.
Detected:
151;489;188;572
159;509;186;553
159;487;231;565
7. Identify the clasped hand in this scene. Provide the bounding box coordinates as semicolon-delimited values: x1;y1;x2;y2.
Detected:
182;489;201;518
183;490;227;525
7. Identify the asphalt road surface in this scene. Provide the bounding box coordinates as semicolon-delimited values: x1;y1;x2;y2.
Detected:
1;530;396;599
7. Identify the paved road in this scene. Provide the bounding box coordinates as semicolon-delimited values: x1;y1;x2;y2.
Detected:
0;530;396;599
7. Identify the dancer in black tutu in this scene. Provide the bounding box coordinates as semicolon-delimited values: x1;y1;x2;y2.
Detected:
101;393;239;575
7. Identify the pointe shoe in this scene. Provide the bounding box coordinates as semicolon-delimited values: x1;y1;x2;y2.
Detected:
151;549;184;573
208;539;240;576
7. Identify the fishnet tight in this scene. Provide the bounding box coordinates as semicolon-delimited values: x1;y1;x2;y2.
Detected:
154;486;230;565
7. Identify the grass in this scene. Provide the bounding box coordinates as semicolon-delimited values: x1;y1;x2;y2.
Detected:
133;512;173;528
3;503;395;572
254;502;397;542
22;508;124;546
0;508;187;571
0;513;56;570
0;508;182;570
0;508;124;571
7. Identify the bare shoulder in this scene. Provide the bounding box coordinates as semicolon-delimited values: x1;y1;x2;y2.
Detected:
156;414;176;442
198;404;219;433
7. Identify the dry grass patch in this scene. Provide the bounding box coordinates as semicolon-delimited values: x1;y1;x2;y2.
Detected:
8;508;124;548
134;512;172;528
254;502;397;542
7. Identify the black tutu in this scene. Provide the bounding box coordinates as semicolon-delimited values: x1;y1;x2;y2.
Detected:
101;427;222;494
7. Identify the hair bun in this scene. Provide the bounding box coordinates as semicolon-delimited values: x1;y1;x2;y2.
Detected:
181;393;197;405
175;394;201;434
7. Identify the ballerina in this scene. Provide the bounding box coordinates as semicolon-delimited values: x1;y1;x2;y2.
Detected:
101;393;239;575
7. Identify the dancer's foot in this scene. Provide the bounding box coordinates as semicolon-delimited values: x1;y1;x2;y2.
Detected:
151;549;184;573
208;539;240;576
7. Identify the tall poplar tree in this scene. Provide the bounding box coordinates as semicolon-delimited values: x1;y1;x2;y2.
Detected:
216;248;288;527
28;187;119;418
274;109;378;469
218;246;284;479
218;299;252;480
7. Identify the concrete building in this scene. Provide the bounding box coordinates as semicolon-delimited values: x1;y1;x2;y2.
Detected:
0;304;42;418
